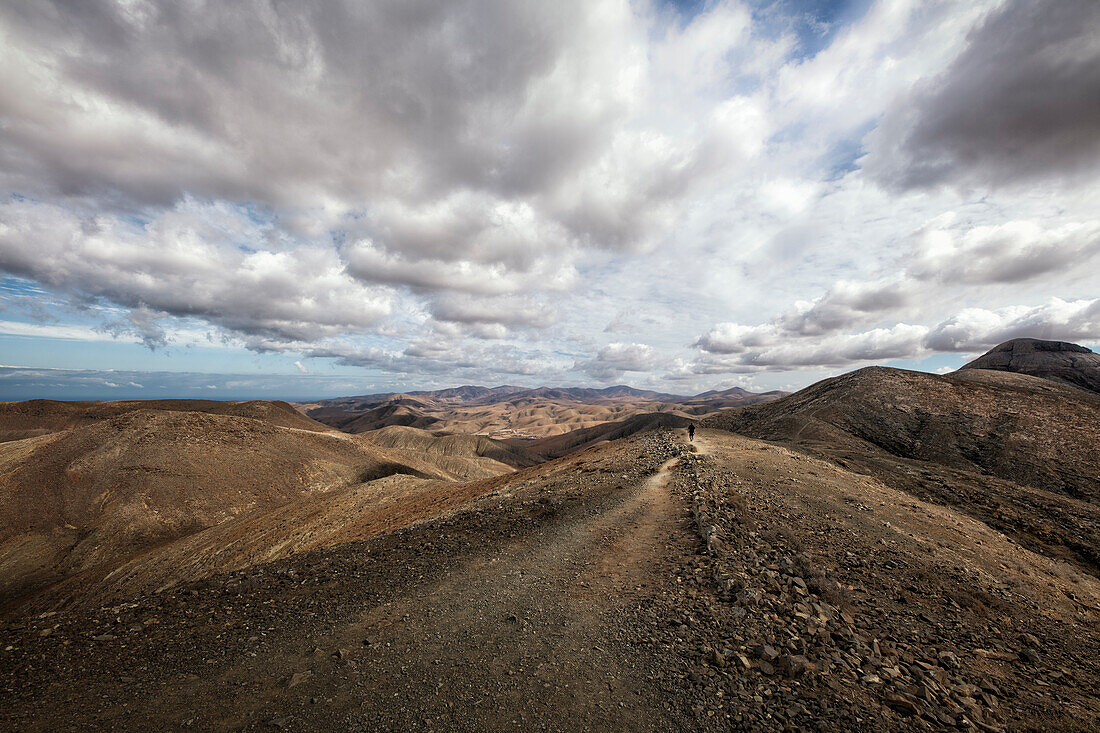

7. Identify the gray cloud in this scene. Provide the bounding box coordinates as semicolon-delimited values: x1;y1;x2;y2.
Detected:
868;0;1100;190
0;198;393;343
574;342;659;380
907;217;1100;284
692;299;1100;372
430;294;557;329
693;323;928;370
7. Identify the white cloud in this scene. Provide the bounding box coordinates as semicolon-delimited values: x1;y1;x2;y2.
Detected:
907;216;1100;284
0;0;1096;395
923;298;1100;352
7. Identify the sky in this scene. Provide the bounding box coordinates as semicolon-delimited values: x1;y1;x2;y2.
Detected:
0;0;1098;401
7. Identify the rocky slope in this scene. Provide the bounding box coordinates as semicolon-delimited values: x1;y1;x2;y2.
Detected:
702;366;1100;575
2;428;1096;731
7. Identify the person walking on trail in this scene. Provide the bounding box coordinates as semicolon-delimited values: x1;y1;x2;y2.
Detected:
688;424;695;442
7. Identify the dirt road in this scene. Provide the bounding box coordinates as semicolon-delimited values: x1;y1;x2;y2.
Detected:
2;432;699;732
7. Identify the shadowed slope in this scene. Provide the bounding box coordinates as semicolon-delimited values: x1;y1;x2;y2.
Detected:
519;411;695;459
703;366;1100;573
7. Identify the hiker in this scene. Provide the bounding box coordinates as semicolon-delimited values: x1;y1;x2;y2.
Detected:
688;424;695;441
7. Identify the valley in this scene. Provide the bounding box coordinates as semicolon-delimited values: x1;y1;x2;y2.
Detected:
1;339;1098;731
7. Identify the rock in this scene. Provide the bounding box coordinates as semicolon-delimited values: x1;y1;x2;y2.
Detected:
1019;633;1041;648
287;671;313;689
92;634;116;641
885;693;920;716
777;654;812;678
937;651;960;669
1018;648;1041;666
755;644;780;662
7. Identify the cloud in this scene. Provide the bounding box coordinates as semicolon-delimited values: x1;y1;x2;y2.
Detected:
429;294;557;329
0;0;1096;396
575;341;659;379
922;298;1100;352
694;278;914;354
0;198;393;343
692;299;1100;373
907;216;1100;284
293;360;308;374
694;322;928;370
867;0;1100;190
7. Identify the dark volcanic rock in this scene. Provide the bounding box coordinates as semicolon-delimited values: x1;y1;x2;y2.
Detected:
957;338;1100;394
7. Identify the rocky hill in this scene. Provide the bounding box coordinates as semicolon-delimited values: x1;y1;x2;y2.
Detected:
703;365;1100;574
957;337;1100;393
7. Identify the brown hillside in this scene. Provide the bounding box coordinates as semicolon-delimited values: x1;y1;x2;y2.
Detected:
304;385;782;439
0;398;331;443
703;366;1100;573
519;411;695;459
0;409;449;612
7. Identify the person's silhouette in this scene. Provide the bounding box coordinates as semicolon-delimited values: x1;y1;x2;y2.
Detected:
688;424;695;441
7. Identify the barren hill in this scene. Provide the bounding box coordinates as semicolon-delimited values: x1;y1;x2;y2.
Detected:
519;411;696;459
958;337;1100;393
3;364;1099;729
359;425;540;476
0;398;330;443
3;427;1098;730
703;365;1100;573
0;409;453;612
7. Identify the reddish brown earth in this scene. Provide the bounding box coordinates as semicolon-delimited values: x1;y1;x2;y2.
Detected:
2;427;1097;731
1;345;1098;730
703;365;1100;575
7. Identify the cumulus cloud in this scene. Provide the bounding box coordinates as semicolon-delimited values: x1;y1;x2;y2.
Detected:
429;294;557;330
694;323;927;370
695;278;914;354
575;342;659;379
868;0;1100;190
907;216;1100;284
692;299;1100;373
0;0;1095;395
923;298;1100;352
0;197;393;342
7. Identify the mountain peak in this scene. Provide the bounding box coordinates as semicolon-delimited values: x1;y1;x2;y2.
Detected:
958;338;1100;393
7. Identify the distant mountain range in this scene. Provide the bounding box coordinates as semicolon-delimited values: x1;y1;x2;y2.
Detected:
299;384;785;439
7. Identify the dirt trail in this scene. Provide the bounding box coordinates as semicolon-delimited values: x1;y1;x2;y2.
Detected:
4;439;696;732
313;455;685;731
